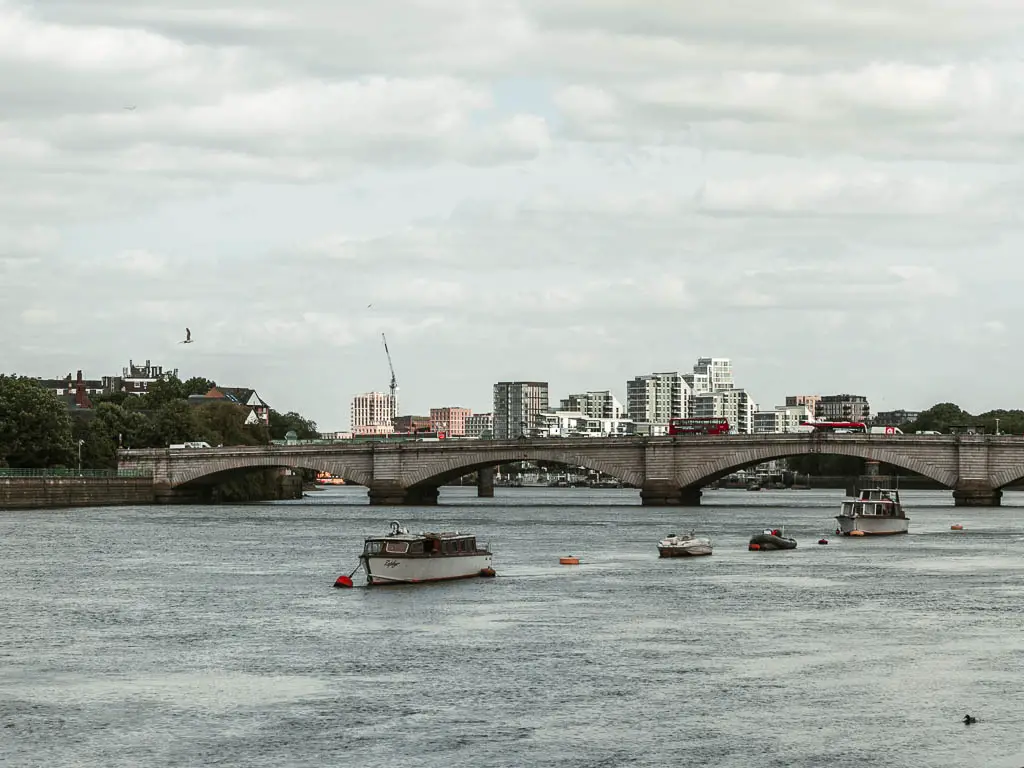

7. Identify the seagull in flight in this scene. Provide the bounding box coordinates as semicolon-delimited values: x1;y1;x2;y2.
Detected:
180;328;193;344
124;105;136;111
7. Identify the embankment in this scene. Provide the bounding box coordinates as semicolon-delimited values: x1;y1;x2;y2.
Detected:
0;477;155;510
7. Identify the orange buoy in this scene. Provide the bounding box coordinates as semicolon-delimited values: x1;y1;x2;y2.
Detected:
849;530;865;537
559;556;581;565
748;543;761;551
951;524;964;531
479;567;496;577
333;575;354;588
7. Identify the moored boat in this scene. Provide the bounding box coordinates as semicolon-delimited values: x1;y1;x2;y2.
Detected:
836;488;909;536
347;520;494;586
658;531;713;557
749;528;797;550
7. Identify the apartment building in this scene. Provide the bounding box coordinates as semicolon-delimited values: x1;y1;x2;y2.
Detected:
493;381;549;439
626;372;688;425
350;391;396;435
693;388;757;434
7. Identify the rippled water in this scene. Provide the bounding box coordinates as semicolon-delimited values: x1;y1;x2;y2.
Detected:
3;487;1024;767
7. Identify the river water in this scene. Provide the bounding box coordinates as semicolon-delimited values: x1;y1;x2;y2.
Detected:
3;487;1024;768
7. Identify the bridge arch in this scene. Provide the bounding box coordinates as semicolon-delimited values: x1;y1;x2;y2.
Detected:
676;440;958;489
404;448;643;489
174;455;372;488
989;464;1024;490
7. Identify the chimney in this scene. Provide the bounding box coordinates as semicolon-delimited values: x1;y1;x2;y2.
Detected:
75;378;89;408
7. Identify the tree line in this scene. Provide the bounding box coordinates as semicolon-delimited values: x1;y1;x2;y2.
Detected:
0;374;319;470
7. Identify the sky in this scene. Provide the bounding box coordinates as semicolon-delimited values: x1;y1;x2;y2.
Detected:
2;0;1022;430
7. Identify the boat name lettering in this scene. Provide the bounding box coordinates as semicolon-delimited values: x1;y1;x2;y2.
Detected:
384;560;400;568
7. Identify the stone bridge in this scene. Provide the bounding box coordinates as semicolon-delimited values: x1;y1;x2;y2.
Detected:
116;433;1024;506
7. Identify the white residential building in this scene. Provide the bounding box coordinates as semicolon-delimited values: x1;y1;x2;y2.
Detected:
693;388;757;434
559;391;625;420
754;404;813;433
626;372;690;425
351;392;396;435
539;411;635;438
683;357;733;397
465;413;494;439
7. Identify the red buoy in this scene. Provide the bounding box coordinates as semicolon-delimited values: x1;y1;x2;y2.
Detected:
748;543;761;551
333;575;354;588
818;538;829;545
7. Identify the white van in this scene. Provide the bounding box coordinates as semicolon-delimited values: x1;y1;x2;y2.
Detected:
169;441;212;449
868;426;904;435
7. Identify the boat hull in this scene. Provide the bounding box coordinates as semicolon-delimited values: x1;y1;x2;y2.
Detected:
361;553;493;585
749;534;797;550
836;515;909;535
658;544;713;557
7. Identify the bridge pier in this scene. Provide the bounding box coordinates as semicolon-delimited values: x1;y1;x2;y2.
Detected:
640;480;702;506
477;467;495;498
368;481;439;506
953;481;1002;507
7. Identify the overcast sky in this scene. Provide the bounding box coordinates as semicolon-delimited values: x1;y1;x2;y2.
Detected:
2;1;1022;429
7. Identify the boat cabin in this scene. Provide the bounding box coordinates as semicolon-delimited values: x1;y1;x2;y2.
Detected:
363;531;481;557
841;488;904;518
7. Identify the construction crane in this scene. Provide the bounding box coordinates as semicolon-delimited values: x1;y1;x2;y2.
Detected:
381;332;398;412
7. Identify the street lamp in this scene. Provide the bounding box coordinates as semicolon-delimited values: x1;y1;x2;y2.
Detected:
77;439;85;475
995;418;1001;436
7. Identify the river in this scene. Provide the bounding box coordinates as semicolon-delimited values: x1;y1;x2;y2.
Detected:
2;487;1024;767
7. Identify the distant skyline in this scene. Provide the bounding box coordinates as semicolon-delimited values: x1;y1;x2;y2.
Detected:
3;1;1022;430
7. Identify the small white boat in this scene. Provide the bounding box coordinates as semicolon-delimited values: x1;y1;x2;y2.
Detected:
836;488;909;536
658;531;713;557
348;520;495;586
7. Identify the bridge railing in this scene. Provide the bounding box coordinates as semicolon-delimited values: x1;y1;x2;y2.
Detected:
0;468;153;479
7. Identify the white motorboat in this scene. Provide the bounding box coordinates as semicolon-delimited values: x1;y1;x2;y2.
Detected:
345;520;495;586
836;488;910;536
658;531;713;557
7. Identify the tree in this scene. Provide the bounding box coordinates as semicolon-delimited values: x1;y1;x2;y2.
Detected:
195;401;268;446
268;409;319;440
182;377;215;397
152;400;202;447
0;375;75;468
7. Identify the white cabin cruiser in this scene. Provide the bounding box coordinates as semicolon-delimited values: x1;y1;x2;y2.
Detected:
836;488;909;536
354;521;495;586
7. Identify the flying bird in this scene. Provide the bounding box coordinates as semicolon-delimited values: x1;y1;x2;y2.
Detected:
367;303;373;308
124;105;136;111
180;328;193;344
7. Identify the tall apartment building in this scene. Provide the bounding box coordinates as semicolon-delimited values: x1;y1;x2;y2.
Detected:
753;404;813;433
493;382;549;439
693;388;756;434
350;392;396;435
684;357;734;396
626;372;688;424
558;391;625;420
430;407;472;436
465;413;494;439
816;394;870;422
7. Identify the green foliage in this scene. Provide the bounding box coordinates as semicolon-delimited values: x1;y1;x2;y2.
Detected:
0;375;75;468
269;409;319;440
902;403;1024;435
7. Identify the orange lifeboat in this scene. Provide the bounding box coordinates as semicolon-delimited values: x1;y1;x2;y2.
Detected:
951;524;964;531
559;556;581;565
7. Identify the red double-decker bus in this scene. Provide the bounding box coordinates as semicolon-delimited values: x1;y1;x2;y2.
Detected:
669;417;731;435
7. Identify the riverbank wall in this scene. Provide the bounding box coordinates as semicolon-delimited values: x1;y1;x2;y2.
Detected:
0;477;155;510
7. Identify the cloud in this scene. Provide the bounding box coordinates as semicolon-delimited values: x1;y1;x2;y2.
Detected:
3;0;1024;427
